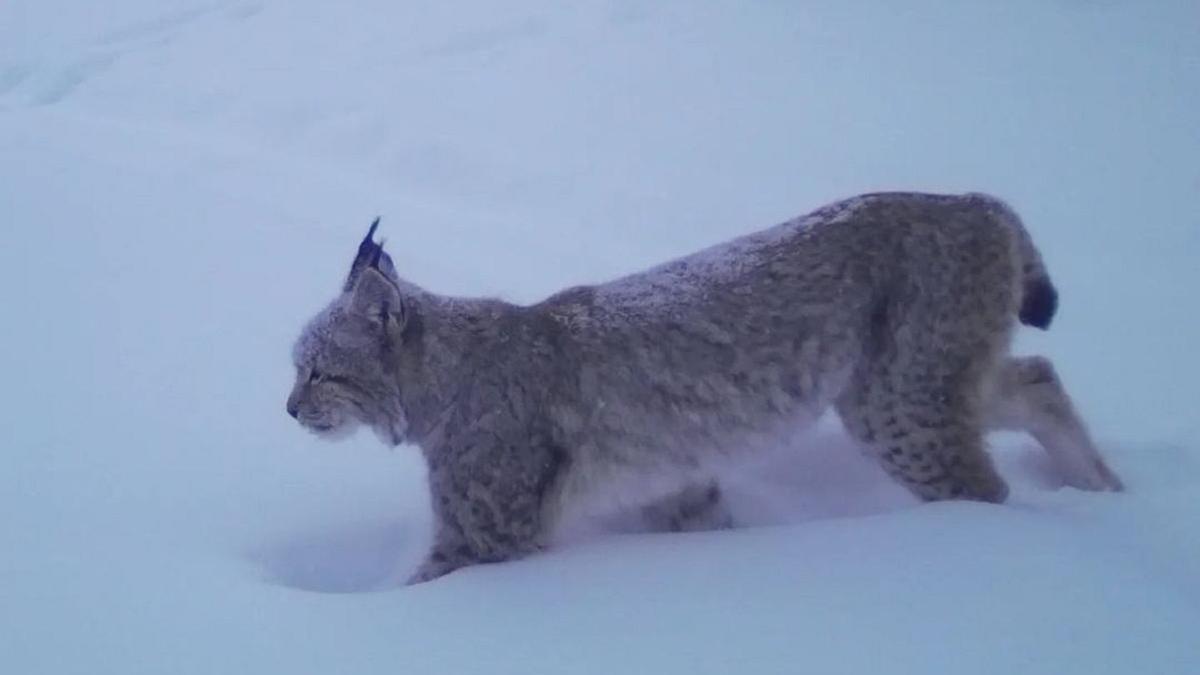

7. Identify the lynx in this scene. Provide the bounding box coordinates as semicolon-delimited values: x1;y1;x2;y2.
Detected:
286;192;1122;584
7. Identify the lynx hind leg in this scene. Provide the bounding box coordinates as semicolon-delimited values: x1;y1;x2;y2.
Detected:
838;385;1009;503
986;355;1123;491
640;479;734;533
836;323;1009;502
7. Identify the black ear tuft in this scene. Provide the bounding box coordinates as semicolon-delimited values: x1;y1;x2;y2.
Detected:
369;237;386;270
344;216;386;291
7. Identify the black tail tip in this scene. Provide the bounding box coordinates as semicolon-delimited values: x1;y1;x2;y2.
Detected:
1020;277;1058;330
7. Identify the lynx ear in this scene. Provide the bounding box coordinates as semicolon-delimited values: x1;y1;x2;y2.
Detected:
344;217;396;291
350;267;407;345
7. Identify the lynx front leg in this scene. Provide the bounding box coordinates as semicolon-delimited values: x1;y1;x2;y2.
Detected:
407;431;571;585
640;479;734;533
986;355;1123;491
406;481;552;585
407;520;478;585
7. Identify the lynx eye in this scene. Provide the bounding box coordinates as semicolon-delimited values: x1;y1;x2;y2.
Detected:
308;368;323;384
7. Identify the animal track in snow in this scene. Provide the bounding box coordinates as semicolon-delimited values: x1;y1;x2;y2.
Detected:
250;519;423;593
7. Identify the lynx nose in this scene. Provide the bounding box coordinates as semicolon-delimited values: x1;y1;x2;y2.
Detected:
286;400;300;419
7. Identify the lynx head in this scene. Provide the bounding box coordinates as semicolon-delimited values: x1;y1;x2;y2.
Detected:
286;219;414;446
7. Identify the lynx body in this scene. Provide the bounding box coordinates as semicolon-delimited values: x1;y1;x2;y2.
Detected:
286;192;1122;583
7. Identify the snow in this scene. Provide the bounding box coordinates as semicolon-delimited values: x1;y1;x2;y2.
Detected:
2;1;1198;673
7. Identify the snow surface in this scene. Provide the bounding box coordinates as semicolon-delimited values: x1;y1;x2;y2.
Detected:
2;1;1198;673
